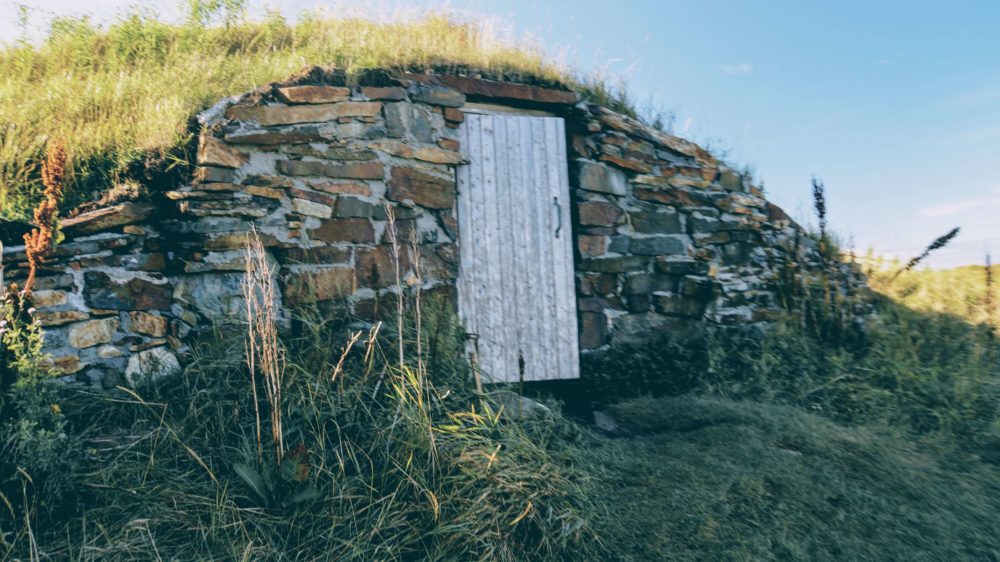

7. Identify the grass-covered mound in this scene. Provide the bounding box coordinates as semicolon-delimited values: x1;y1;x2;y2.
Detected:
0;3;631;221
577;395;1000;561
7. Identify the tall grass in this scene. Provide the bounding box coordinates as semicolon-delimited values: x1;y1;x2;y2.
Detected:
0;3;628;220
0;234;596;560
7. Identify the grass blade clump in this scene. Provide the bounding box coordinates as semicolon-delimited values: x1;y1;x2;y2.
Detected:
0;3;639;221
0;281;596;560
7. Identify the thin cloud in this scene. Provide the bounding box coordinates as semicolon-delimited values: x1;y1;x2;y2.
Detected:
918;191;1000;217
721;63;753;75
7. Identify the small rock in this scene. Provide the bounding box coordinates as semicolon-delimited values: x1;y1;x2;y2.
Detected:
490;390;552;421
125;347;182;387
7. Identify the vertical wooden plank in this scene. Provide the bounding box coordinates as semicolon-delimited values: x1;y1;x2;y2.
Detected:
543;117;569;380
456;117;475;355
510;115;533;382
494;116;518;380
518;117;545;380
480;114;504;381
531;117;555;382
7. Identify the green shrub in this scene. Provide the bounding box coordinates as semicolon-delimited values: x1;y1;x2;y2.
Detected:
0;290;83;551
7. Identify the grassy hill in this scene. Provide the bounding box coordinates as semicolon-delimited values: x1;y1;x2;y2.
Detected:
577;396;1000;561
1;4;998;560
0;4;633;221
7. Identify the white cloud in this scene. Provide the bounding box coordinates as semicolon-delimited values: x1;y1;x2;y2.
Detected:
721;63;753;75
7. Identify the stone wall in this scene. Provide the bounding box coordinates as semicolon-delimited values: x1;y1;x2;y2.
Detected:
0;68;864;387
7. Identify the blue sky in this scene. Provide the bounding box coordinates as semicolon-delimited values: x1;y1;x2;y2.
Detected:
3;0;998;266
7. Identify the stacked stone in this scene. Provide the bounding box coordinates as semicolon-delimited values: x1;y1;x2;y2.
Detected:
1;69;867;385
3;77;476;387
567;105;864;348
1;202;178;386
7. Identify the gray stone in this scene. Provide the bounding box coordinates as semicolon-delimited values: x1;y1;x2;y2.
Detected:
125;347;182;387
580;256;649;273
631;209;683;234
628;236;687;256
623;273;679;295
411;86;465;107
489;390;552;421
172;273;247;322
384;102;434;141
576;159;627;196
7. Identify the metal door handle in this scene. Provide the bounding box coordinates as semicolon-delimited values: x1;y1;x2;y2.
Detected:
553;197;562;238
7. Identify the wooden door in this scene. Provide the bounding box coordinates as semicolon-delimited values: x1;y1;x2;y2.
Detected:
456;112;580;382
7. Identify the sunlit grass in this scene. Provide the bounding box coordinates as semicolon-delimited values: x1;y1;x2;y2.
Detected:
869;264;999;328
0;5;629;220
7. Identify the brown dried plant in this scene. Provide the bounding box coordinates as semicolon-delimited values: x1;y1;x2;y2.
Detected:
22;139;66;294
242;227;286;464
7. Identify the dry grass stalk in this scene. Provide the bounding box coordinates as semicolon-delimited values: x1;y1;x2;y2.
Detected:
242;227;285;464
409;225;424;372
986;251;995;336
21;139;65;295
331;330;362;383
384;204;405;368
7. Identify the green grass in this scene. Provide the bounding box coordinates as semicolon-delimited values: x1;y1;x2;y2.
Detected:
574;395;1000;561
2;271;999;559
0;3;636;221
870;264;999;329
0;301;597;561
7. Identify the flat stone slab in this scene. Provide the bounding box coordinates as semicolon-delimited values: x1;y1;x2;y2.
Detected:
61;203;155;236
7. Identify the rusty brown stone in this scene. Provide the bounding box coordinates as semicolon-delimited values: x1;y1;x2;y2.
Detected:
198;135;249;169
61;203;155;236
310;218;375;244
579;312;607;349
599;154;653;174
283;267;356;303
361;86;407;100
276;85;350;104
227;102;382;126
309;180;372;196
578;201;624;226
387;167;455;209
35;310;89;327
278;159;384;180
288;188;337;207
443;107;464;123
437;138;460;151
355;245;411;288
129;311;168;337
407;74;579;105
635;187;696;207
577;235;607;257
84;272;172;311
